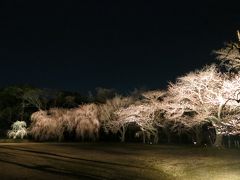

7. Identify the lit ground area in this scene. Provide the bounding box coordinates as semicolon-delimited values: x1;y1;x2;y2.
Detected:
0;143;239;180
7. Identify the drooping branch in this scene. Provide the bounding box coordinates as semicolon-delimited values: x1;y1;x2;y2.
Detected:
215;31;240;72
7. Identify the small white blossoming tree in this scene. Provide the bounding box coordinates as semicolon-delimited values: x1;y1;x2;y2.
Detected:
8;121;28;139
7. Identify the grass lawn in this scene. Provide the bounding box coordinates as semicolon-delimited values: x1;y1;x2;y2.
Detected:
0;142;239;180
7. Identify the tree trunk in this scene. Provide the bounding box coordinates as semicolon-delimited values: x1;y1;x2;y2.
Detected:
143;132;146;144
196;133;202;146
234;140;239;148
120;133;125;142
193;126;202;146
153;134;159;144
217;103;224;120
214;133;223;147
120;126;126;142
228;135;231;148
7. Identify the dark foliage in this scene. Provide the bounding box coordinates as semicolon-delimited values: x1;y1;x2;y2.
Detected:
0;85;89;137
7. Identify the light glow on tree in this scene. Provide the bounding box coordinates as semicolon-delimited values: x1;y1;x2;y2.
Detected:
8;121;28;139
29;104;100;141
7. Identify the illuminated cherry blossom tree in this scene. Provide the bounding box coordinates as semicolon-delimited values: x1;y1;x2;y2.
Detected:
105;90;166;143
8;121;28;139
214;75;240;147
98;96;134;141
113;103;158;143
159;65;222;145
159;63;240;146
73;103;100;140
29;109;67;141
29;103;100;141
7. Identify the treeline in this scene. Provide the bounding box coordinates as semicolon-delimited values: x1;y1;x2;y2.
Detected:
0;85;118;137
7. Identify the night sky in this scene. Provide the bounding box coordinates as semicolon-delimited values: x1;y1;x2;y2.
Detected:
0;1;240;93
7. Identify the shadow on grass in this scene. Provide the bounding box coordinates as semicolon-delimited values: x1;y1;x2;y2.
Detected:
0;158;106;180
0;146;156;170
0;145;172;180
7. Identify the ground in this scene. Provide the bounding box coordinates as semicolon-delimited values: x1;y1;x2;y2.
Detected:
0;142;239;180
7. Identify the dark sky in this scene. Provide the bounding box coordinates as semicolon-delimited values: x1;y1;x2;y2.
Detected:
0;1;240;93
